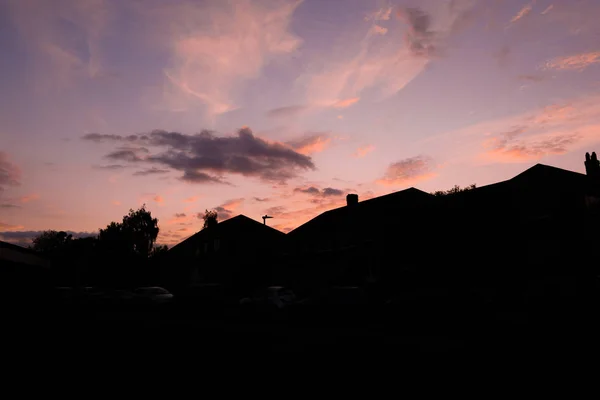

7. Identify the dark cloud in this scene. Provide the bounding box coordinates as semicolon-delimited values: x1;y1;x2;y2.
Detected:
181;170;225;184
397;7;437;57
379;155;434;185
85;128;315;184
0;152;21;191
294;186;320;195
396;1;479;58
266;105;308;119
175;213;186;218
82;133;144;143
93;164;127;170
133;167;170;176
294;186;344;197
1;203;21;209
0;230;97;247
253;197;270;202
322;187;344;197
105;146;149;163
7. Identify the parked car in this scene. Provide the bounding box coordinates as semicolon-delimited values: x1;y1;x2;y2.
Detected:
240;286;296;309
100;289;136;305
133;287;173;304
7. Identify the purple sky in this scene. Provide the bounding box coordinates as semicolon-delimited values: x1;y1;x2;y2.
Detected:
1;0;600;246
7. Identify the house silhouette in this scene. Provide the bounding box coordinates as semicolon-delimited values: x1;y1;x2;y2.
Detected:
163;215;285;295
163;153;600;298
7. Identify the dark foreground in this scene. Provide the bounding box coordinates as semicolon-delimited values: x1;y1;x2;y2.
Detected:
5;294;599;359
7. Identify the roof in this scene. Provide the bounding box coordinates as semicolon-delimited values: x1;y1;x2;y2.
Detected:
0;240;40;255
0;240;51;268
168;214;285;254
287;187;435;237
288;163;592;240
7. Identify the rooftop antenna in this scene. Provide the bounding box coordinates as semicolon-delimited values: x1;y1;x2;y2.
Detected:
262;215;273;225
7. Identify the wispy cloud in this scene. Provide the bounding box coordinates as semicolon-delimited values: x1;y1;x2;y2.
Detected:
6;0;114;91
541;5;554;15
133;167;170;176
422;94;600;166
542;51;600;71
266;105;308;119
353;145;375;158
146;0;303;118
183;196;199;203
510;3;534;24
332;97;360;109
93;164;127;170
302;2;476;107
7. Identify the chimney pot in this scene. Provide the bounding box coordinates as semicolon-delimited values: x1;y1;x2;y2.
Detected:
346;194;358;206
585;151;600;178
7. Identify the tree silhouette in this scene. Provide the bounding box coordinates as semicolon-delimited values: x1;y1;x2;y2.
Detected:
203;209;218;230
122;204;159;258
31;230;73;254
98;204;159;258
431;184;476;196
150;244;169;259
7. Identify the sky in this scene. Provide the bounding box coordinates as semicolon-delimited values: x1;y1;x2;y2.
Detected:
1;0;600;247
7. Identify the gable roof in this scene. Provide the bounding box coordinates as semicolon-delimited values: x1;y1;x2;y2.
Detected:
287;187;435;237
288;163;591;239
168;214;284;254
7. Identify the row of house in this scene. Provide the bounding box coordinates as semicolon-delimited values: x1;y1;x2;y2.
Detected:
164;153;600;296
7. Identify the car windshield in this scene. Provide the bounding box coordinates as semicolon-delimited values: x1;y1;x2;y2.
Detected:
137;287;169;295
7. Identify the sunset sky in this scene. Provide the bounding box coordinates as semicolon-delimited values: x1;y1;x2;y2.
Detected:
1;0;600;247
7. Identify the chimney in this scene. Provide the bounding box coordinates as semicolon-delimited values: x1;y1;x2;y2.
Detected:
585;152;600;178
346;194;358;207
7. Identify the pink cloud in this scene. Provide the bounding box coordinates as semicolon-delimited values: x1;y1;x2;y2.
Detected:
353;145;375;158
286;133;332;155
371;25;388;35
332;97;360;109
152;0;303;117
510;3;533;24
421;94;600;168
112;200;121;206
541;5;554;15
153;195;164;205
20;193;40;203
482;132;581;162
183;196;199;203
376;156;437;187
0;222;25;231
542;51;600;71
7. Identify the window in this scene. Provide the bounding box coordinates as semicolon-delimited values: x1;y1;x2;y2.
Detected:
214;239;220;251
